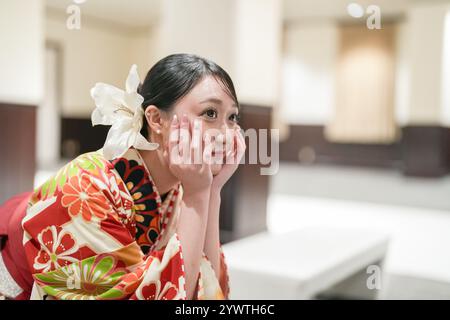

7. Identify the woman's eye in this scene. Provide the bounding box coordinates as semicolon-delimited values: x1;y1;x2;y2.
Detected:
230;113;240;123
203;108;218;119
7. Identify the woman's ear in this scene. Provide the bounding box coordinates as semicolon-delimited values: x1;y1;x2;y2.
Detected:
144;105;163;135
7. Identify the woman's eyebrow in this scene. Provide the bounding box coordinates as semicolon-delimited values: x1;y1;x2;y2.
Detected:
199;97;223;105
199;97;238;109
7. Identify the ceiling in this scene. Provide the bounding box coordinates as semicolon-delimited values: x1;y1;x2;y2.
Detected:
283;0;411;22
45;0;162;28
46;0;449;28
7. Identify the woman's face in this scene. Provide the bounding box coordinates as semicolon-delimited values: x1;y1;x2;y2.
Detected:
163;76;240;175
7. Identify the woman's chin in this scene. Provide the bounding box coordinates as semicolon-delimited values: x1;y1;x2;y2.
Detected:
211;163;223;176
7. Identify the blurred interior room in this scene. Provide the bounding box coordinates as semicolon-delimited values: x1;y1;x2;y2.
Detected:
1;0;450;299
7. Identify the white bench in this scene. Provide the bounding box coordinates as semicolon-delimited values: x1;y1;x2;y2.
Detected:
222;226;390;299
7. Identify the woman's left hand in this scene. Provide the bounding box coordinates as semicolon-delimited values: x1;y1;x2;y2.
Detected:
210;126;246;193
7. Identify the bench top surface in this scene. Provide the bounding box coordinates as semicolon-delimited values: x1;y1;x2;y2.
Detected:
222;227;390;281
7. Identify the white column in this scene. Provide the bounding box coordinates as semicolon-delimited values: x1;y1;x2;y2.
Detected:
441;7;450;127
159;0;282;108
0;0;44;105
406;3;450;125
280;22;338;126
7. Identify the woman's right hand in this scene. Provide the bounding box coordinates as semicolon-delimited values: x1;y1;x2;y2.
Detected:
163;113;213;196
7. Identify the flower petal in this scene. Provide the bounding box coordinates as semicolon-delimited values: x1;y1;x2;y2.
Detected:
90;83;126;125
91;107;108;126
90;64;156;159
134;132;159;151
102;118;135;160
124;92;144;113
126;64;140;94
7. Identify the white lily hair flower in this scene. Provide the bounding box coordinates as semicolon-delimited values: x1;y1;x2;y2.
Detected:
90;64;159;160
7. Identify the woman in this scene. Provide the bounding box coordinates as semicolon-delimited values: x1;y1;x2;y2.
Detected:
0;53;246;300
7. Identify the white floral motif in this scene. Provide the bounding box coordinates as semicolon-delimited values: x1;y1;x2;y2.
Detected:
33;225;79;272
90;64;159;160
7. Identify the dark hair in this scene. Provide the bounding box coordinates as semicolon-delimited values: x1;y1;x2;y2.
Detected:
138;53;239;138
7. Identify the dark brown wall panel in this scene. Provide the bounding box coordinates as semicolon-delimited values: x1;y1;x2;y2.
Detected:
280;125;402;169
0;103;36;204
402;126;450;177
280;124;450;177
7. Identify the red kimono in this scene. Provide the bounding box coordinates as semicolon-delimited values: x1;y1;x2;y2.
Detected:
0;147;230;300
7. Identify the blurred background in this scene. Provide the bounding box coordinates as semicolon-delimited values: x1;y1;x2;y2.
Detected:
1;0;450;299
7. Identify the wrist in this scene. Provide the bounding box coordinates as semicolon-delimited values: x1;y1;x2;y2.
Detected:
183;187;211;205
210;179;224;193
209;189;221;202
208;192;221;221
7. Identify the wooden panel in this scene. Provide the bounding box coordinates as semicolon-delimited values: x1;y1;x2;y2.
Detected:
280;125;401;169
0;103;36;204
402;126;450;177
61;117;109;158
280;124;450;177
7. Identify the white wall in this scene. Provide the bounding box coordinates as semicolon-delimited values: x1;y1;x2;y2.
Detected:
45;10;155;117
280;6;450;130
0;0;44;105
441;9;450;127
394;21;411;127
280;22;337;125
233;0;282;107
161;0;235;77
161;0;282;108
37;47;60;167
45;0;283;116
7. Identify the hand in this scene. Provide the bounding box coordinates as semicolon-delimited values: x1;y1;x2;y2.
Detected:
163;113;213;196
210;126;246;192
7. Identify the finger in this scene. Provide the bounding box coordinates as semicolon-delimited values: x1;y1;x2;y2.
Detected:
235;128;246;161
224;128;233;152
227;130;238;165
202;133;213;168
223;129;234;165
179;113;191;163
213;133;225;165
227;128;239;165
163;148;170;166
191;119;202;165
169;114;181;164
169;114;179;146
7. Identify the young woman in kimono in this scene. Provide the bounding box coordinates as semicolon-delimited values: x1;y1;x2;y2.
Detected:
0;53;246;300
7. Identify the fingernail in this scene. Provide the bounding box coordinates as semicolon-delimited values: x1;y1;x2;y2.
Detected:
194;119;200;129
173;114;178;124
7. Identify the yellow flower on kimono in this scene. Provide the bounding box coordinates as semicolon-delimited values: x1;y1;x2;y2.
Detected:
90;64;159;160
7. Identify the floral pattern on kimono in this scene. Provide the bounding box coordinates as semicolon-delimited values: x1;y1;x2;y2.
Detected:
21;147;230;300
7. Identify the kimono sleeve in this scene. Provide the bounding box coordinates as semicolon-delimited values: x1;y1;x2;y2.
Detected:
22;155;188;300
218;243;230;299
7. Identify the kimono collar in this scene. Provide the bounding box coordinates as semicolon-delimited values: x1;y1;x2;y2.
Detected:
108;147;179;254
